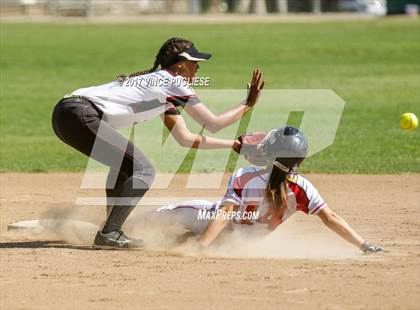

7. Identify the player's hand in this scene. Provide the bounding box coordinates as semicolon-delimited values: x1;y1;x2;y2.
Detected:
360;240;383;254
232;139;242;153
245;69;265;107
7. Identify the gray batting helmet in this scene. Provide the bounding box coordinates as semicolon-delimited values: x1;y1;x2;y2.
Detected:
260;126;308;171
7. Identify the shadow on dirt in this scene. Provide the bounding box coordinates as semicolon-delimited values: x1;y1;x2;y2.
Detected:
0;241;99;251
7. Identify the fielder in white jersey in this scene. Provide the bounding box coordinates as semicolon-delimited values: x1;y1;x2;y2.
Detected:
153;127;383;254
71;68;199;129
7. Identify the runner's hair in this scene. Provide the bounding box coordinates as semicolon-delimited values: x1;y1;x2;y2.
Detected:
265;164;289;212
117;37;193;80
265;157;304;213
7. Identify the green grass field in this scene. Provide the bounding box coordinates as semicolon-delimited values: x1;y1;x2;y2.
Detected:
0;19;419;173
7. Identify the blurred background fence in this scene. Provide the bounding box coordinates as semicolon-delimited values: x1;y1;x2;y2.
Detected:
0;0;419;17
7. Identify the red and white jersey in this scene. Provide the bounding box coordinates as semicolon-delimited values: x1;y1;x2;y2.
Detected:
220;166;327;230
71;69;199;128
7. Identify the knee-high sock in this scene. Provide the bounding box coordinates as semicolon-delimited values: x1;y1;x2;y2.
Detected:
102;177;150;233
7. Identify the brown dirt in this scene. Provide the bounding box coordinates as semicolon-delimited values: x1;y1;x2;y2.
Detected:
1;173;419;310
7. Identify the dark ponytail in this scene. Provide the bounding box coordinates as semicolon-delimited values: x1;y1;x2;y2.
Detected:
117;37;193;81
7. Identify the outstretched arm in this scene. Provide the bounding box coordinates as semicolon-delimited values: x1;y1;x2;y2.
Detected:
198;204;237;248
162;113;240;150
317;207;382;253
184;69;265;133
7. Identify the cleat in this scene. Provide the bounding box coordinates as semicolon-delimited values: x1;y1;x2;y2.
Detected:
93;230;144;249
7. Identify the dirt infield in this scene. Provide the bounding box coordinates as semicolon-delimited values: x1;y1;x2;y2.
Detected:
1;173;419;310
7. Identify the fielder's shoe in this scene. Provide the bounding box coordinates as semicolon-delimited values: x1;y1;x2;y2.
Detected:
93;230;144;249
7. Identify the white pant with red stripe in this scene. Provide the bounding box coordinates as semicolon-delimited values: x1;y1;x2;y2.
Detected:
146;200;220;235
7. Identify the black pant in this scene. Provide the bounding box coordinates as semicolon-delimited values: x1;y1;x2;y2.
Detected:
51;97;155;233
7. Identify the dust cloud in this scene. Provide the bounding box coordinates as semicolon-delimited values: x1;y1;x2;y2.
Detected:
7;206;359;259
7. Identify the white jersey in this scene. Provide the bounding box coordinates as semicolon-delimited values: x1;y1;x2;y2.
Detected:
155;166;327;233
220;166;326;230
71;69;199;128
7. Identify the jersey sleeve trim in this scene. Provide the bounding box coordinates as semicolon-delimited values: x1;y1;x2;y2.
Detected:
288;175;326;215
310;202;327;215
167;95;200;107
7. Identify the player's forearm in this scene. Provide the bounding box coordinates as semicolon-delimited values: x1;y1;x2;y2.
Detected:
199;206;234;247
323;214;365;248
199;217;230;247
180;133;239;150
206;101;251;133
